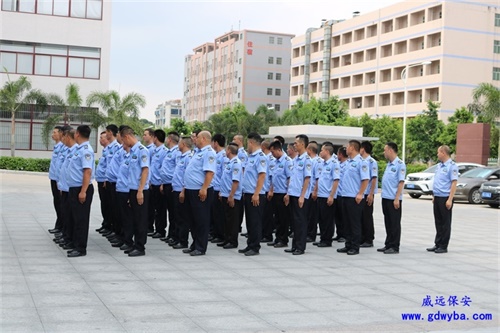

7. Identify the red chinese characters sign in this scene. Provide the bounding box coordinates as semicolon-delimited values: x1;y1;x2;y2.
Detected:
247;41;253;56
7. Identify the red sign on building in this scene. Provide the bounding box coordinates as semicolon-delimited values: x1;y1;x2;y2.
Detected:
247;41;253;56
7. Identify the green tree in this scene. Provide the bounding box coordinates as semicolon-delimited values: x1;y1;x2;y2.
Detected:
473;83;500;163
255;104;278;132
438;107;474;153
168;118;191;135
86;90;146;134
41;114;63;149
0;75;47;156
406;101;445;163
367;115;403;161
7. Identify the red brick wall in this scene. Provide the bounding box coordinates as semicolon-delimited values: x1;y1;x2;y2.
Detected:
456;123;490;165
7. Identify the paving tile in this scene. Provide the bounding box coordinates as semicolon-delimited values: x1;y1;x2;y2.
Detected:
176;301;247;317
31;291;102;308
37;305;115;323
108;303;185;322
96;290;167;306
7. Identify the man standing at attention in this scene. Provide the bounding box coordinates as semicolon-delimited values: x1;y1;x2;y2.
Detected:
48;126;64;234
427;145;458;254
379;142;405;254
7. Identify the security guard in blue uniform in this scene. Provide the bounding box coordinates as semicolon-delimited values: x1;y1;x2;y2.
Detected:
159;131;181;242
427;145;458;254
115;143;133;253
312;144;340;247
48;126;64;234
360;141;378;248
285;134;313;255
171;137;193;249
337;140;369;255
219;142;243;249
268;141;292;247
334;147;348;242
379;142;406;254
120;127;150;257
210;134;227;244
95;131;110;233
238;132;267;256
261;140;275;243
181;131;216;256
149;130;168;241
306;142;322;243
66;125;95;257
101;124;121;239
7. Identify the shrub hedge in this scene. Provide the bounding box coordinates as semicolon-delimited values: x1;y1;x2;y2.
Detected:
0;156;51;172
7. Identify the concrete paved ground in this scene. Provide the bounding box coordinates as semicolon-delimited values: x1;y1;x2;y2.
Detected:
0;170;498;333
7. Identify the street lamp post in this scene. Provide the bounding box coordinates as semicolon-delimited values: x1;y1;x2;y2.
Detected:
401;61;432;163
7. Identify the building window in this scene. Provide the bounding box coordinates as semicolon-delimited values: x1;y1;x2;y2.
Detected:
275;88;281;96
1;0;103;19
268;56;274;64
276;73;282;80
495;40;500;54
496;14;500;27
274;104;280;111
277;37;283;45
276;57;282;65
0;40;101;79
269;36;275;44
267;88;273;95
493;67;500;81
267;72;273;80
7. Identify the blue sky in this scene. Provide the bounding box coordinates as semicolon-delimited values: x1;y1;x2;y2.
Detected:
109;0;402;121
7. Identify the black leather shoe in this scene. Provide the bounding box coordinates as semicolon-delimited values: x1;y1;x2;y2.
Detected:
240;232;248;237
159;237;169;242
54;232;63;237
435;248;447;253
377;247;387;252
183;248;194;254
128;249;145;257
105;232;116;239
288;232;294;238
207;235;214;241
244;249;259;256
312;241;321;246
111;242;124;248
62;243;75;250
166;238;177;245
284;248;296;253
292;250;305;255
337;237;346;242
273;242;287;248
360;242;373;248
48;228;61;234
267;241;276;246
190;250;205;256
317;243;331;248
147;232;155;237
172;243;188;249
217;242;228;247
67;250;86;257
223;243;237;249
120;244;133;251
107;236;120;243
347;249;359;255
124;247;135;254
211;237;224;243
238;247;250;253
98;228;110;234
151;232;163;239
306;237;314;243
102;230;113;237
337;247;349;253
260;238;272;243
426;246;438;252
332;236;340;241
55;238;66;244
384;248;399;254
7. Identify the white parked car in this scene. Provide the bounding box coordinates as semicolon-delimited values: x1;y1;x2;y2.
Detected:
404;162;484;199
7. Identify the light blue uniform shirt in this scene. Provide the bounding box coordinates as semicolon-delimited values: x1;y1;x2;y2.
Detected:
95;145;108;182
66;141;94;188
146;143;155;162
317;156;341;198
263;152;275;193
128;142;150;191
308;155;323;194
381;156;406;200
433;159;459;197
49;142;64;181
57;144;77;192
341;154;370;198
337;160;347;196
105;142;123;182
288;152;313;198
184;145;217;190
172;151;193;192
116;152;130;193
242;149;267;195
364;156;379;195
212;149;227;192
160;145;179;185
220;156;243;200
150;145;168;186
238;147;248;169
271;154;292;194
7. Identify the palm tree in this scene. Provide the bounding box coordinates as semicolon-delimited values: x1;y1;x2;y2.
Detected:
0;75;47;156
473;83;500;164
46;83;84;124
86;90;146;133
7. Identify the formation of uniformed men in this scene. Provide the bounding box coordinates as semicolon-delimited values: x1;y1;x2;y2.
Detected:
48;125;458;257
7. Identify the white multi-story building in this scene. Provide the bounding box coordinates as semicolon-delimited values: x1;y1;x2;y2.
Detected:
0;0;111;155
183;29;294;122
154;99;182;128
290;0;500;120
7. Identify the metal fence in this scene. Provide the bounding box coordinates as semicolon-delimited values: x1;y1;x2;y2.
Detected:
1;104;98;151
